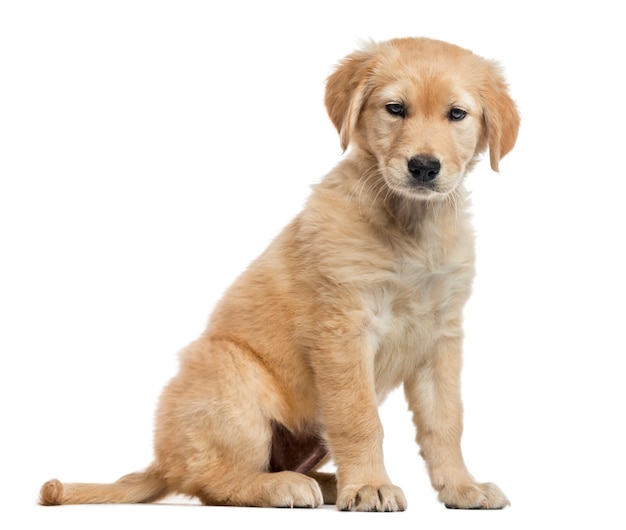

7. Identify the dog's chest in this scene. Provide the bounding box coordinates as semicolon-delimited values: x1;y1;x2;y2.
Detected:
363;249;473;397
364;258;455;344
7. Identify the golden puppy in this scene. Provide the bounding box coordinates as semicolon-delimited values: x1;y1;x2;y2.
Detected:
41;37;519;511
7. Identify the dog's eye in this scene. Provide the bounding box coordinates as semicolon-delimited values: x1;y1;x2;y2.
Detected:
449;108;467;121
386;103;406;117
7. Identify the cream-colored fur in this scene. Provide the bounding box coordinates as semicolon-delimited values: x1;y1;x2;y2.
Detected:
40;37;519;511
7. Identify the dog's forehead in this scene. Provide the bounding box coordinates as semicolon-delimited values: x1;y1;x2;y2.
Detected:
370;41;483;109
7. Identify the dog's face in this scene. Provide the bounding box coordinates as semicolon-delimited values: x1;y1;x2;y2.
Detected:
325;38;520;200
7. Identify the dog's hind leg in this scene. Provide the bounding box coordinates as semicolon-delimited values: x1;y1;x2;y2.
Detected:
154;338;323;508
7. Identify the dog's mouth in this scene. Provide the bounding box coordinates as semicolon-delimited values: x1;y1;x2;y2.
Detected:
382;171;451;200
405;177;439;193
397;183;440;200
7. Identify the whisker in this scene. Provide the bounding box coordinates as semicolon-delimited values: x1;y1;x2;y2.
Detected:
347;163;384;213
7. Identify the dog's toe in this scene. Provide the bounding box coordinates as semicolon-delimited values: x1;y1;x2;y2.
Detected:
337;483;406;512
440;482;509;510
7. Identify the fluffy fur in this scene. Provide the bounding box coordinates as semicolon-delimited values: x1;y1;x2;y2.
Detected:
40;37;519;511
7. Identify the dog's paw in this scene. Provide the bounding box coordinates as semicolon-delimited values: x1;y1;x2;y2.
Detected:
264;472;324;508
440;481;509;510
337;483;407;512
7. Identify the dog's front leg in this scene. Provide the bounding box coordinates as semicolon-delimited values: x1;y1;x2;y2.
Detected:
311;338;406;512
404;335;510;509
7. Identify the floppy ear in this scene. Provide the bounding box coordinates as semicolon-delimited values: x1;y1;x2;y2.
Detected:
481;62;520;172
325;48;374;151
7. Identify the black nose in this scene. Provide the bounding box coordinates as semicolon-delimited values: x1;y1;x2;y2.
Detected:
408;155;441;182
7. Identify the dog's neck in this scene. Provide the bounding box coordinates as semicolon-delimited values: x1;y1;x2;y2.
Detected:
384;192;449;234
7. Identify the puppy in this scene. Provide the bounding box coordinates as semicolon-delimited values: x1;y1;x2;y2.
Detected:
41;37;519;511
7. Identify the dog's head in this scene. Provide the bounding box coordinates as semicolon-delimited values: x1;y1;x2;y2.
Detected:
325;38;520;200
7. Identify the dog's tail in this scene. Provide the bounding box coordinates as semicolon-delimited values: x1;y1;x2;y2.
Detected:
39;463;169;506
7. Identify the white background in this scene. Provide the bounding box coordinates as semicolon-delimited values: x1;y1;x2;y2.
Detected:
1;1;625;529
